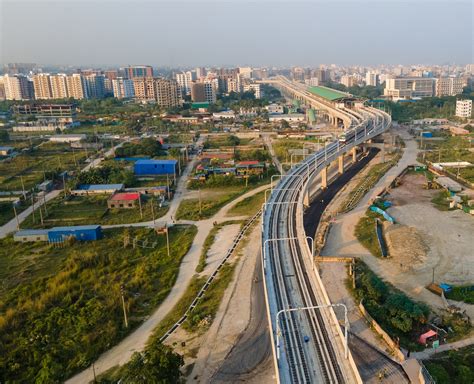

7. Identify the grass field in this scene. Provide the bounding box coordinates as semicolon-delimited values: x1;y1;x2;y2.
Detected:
0;143;88;191
176;188;243;220
20;194;168;229
0;225;197;382
227;190;265;216
0;200;28;226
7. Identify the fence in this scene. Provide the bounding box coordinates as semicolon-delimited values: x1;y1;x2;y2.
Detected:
159;209;262;342
358;300;405;362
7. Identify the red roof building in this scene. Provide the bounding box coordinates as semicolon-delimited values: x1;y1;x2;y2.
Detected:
108;192;141;209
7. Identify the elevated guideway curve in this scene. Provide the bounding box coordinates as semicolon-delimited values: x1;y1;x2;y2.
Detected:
261;78;392;383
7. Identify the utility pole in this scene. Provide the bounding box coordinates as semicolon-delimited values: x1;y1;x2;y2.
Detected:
198;189;202;216
120;285;128;328
166;174;171;201
138;195;143;219
151;197;155;226
39;204;44;226
13;204;20;230
166;225;170;258
31;194;36;224
43;193;48;216
20;175;26;200
62;173;67;197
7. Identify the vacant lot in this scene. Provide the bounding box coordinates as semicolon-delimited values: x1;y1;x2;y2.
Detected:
19;194;168;228
0;225;197;382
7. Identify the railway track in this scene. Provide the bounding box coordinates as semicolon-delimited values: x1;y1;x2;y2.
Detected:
262;78;391;383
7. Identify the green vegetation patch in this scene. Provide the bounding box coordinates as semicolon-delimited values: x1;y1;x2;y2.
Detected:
424;345;474;384
446;285;474;304
227;190;265;217
431;190;451;211
354;209;383;258
0;225;197;382
349;260;430;351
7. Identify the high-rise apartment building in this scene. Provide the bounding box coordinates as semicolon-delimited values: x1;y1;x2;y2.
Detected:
435;77;465;96
384;77;435;99
466;64;474;75
227;77;241;94
112;78;135;99
2;74;34;100
155;79;180;108
365;71;379;86
66;74;88;99
32;73;53;99
340;75;355;87
83;74;105;99
191;81;216;103
196;67;206;79
455;99;472;118
175;71;195;96
132;77;156;101
123;65;154;79
0;77;5;100
50;74;69;99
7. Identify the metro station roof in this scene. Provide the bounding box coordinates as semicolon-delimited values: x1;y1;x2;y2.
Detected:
307;86;352;101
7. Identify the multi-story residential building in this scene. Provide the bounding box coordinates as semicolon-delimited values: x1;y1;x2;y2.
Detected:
243;83;261;99
132;77;156;101
227;77;241;94
435;77;465;96
0;77;5;100
50;74;69;99
66;74;88;99
191;81;216;103
123;65;153;79
384;77;435;99
155;79;180;108
365;71;379;86
466;64;474;75
455;99;472;118
305;77;319;87
83;74;105;99
238;67;253;79
32;73;53;99
2;74;34;100
175;71;195;96
112;77;135;99
196;67;206;79
340;75;355;87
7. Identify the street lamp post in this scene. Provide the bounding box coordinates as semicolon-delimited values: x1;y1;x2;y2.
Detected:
275;303;349;361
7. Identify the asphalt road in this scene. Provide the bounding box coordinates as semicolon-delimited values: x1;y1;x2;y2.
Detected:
211;250;272;383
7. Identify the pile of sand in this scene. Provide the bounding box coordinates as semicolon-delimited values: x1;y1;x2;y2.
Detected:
383;223;429;270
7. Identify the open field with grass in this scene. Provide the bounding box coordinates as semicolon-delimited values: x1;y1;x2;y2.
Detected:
227;190;265;216
0;225;197;382
0;144;88;191
20;194;168;229
0;200;29;226
424;345;474;384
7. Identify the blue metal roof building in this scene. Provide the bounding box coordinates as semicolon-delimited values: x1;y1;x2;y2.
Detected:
48;225;102;242
134;159;178;176
77;184;124;191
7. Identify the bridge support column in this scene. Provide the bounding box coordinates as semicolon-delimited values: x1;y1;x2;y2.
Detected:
321;166;328;189
338;155;345;175
303;190;310;207
351;147;357;164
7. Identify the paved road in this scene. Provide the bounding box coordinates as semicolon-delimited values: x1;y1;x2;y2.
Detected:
262;133;283;174
0;189;62;238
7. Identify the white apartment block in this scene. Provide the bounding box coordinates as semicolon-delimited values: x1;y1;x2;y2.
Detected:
175;71;195;96
340;75;355;87
435;77;465;97
50;74;69;99
243;83;261;99
66;74;88;99
384;77;435;100
305;77;319;86
455;99;472;119
2;74;33;100
238;67;252;79
365;71;379;86
32;73;53;99
112;78;135;99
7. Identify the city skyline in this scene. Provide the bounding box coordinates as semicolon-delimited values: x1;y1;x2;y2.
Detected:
1;0;472;67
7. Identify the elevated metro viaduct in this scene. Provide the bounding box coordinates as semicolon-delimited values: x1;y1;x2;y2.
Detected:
259;76;365;130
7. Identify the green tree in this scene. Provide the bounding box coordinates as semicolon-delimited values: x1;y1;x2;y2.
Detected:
0;129;9;142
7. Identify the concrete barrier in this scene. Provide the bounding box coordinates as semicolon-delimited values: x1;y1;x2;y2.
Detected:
358;301;405;362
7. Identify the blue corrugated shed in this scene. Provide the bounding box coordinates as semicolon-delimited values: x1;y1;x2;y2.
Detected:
77;184;124;191
48;225;102;242
134;159;178;175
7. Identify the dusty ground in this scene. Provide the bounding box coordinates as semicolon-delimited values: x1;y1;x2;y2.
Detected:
386;173;474;284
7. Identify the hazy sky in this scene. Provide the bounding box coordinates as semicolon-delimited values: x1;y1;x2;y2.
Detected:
1;0;473;67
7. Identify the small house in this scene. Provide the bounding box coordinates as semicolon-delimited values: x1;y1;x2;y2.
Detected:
236;161;265;176
38;180;53;192
14;229;49;242
108;192;141;209
72;183;124;196
48;225;102;242
134;159;178;176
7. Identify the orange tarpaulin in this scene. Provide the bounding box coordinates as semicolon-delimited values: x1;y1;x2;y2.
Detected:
419;330;437;344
